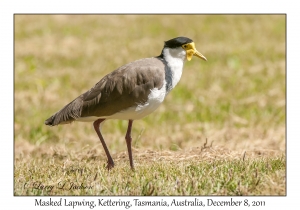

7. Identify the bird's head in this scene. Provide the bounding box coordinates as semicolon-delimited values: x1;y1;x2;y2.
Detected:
163;37;207;61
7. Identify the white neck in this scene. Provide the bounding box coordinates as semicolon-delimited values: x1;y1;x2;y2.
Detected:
162;47;186;91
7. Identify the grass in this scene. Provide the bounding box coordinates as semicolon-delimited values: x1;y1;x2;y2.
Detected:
14;144;285;195
14;14;286;195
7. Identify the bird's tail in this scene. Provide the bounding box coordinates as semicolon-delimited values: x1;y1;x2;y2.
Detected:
45;97;83;126
45;115;56;126
44;111;74;126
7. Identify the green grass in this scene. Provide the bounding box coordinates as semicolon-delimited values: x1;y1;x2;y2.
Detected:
14;14;285;195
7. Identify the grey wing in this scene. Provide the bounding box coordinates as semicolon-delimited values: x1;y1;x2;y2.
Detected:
45;58;165;126
81;58;165;117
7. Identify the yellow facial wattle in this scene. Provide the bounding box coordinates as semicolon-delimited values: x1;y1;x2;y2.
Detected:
182;42;207;61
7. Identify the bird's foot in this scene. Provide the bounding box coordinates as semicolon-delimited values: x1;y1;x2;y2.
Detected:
106;161;114;170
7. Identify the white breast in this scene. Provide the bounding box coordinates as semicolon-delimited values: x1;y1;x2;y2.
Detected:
162;47;186;92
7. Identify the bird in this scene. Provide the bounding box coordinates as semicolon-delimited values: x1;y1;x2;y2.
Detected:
45;36;207;170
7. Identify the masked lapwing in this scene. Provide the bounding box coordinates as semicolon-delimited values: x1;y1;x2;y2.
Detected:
45;36;207;170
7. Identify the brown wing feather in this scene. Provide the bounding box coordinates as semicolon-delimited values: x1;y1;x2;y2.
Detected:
45;57;165;126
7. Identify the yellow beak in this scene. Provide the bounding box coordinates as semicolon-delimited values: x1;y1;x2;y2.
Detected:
182;42;207;61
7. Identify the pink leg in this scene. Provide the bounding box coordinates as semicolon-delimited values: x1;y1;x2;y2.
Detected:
93;119;114;170
125;120;134;169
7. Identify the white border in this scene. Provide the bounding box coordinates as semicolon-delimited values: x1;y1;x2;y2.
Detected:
3;0;298;209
